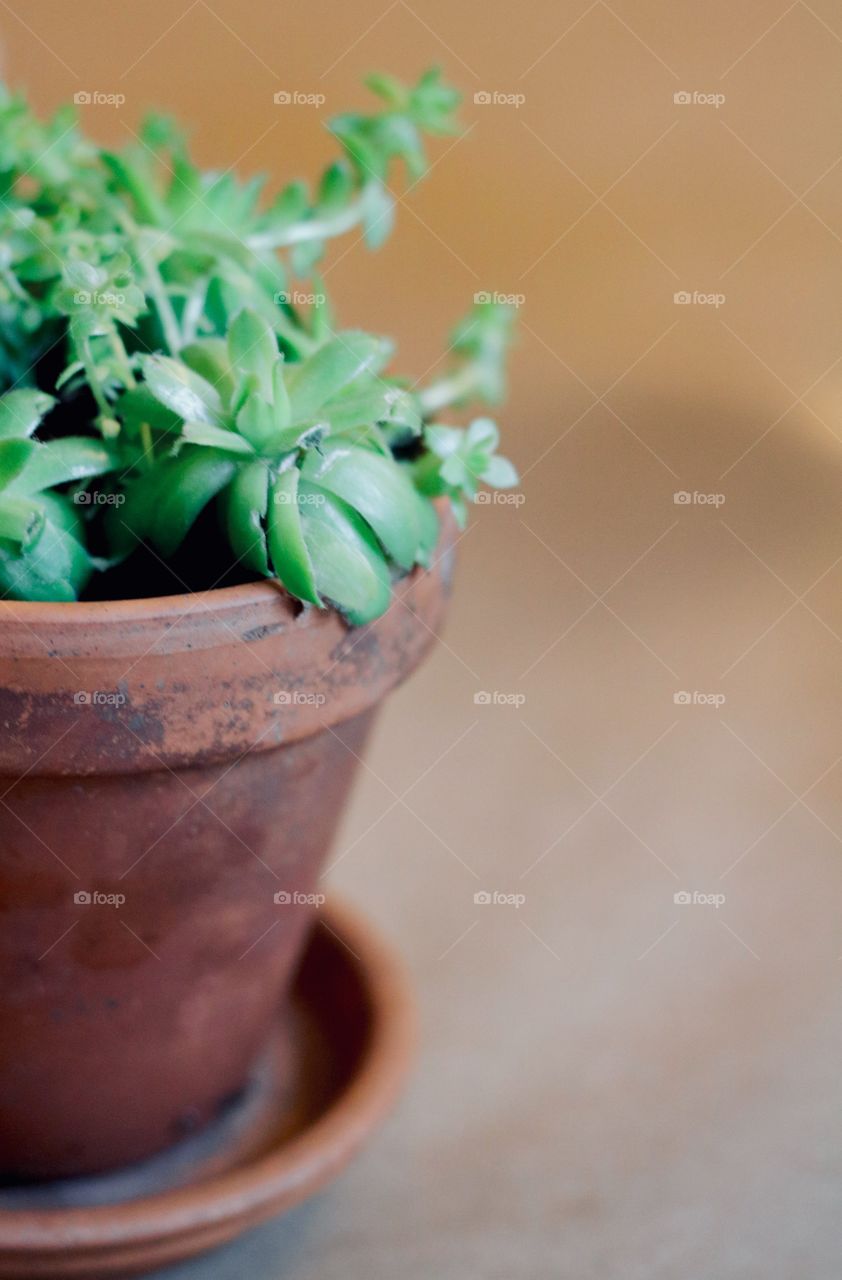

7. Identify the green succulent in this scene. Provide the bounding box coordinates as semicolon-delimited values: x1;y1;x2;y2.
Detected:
0;390;117;599
0;69;517;622
413;418;519;527
115;310;437;622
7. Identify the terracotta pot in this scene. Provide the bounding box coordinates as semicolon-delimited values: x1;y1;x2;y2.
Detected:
0;517;454;1179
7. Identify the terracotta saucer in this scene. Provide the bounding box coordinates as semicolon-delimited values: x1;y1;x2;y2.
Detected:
0;899;415;1278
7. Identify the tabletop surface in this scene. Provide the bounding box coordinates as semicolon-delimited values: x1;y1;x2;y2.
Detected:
150;391;842;1277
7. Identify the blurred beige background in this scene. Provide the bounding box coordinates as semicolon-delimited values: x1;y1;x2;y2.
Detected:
7;1;842;1276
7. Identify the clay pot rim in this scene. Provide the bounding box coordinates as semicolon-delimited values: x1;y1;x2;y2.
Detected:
0;558;433;661
0;897;416;1261
0;581;298;634
0;498;451;634
0;511;455;766
0;576;315;628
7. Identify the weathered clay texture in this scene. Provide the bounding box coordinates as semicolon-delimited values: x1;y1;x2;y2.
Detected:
0;516;453;1176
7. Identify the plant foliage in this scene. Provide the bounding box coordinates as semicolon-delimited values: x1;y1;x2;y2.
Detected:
0;69;516;621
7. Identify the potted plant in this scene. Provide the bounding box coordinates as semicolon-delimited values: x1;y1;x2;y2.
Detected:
0;69;515;1180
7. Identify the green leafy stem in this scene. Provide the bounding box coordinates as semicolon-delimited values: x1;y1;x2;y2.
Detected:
0;69;518;620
